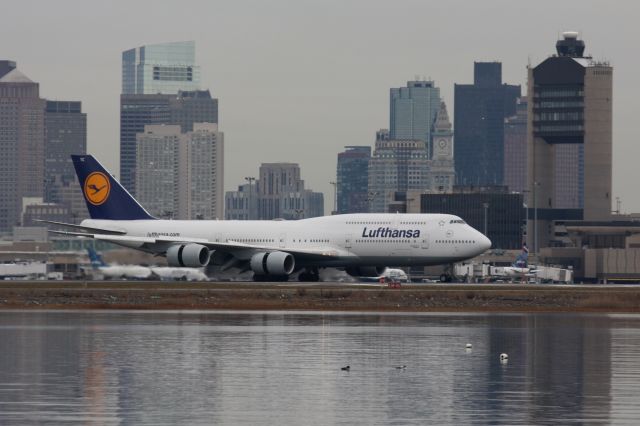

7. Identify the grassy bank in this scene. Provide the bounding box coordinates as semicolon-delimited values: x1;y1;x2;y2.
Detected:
1;281;640;312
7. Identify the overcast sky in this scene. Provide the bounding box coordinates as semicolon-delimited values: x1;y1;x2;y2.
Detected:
5;0;639;213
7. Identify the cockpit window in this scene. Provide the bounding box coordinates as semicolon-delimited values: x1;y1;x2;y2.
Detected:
449;219;466;224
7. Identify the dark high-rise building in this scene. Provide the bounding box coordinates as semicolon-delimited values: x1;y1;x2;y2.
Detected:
336;146;371;214
119;90;218;194
0;62;46;232
503;97;528;193
454;62;521;186
527;32;612;250
44;101;87;220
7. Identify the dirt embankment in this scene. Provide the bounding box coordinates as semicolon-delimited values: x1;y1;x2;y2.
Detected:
1;281;640;312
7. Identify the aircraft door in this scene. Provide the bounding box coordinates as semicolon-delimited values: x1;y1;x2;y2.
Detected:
345;234;352;249
279;233;286;249
421;234;429;249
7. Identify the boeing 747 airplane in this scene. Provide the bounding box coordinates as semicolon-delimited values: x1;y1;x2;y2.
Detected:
43;155;491;282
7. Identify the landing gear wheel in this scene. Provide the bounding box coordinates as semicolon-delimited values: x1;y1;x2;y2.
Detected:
439;273;452;283
253;274;290;282
299;269;320;282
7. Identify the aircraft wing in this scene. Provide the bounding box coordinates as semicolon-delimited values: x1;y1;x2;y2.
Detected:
36;219;127;235
49;230;344;260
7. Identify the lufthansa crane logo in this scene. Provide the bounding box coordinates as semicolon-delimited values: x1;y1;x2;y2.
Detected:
84;172;110;205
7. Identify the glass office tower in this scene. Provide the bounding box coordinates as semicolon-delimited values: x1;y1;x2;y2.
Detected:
122;41;200;95
389;80;441;155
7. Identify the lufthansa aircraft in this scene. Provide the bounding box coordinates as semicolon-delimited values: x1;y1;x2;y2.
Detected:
44;155;491;282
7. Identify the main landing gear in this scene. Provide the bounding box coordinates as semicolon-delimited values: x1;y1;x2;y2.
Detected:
439;263;454;283
252;274;289;282
298;268;320;282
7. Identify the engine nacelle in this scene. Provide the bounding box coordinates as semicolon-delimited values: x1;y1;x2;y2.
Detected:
166;244;211;267
345;266;387;277
250;251;295;276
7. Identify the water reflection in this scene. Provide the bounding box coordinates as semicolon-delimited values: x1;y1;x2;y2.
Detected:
0;311;635;424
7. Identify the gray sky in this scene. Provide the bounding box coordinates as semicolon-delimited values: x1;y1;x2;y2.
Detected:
5;0;639;213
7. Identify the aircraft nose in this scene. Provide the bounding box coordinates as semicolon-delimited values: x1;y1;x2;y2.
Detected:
478;232;491;253
479;234;491;252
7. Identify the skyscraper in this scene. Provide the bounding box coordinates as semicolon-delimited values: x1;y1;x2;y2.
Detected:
336;146;371;214
135;123;224;220
226;164;324;220
454;62;521;186
122;41;200;95
177;123;224;220
120;90;218;194
120;41;215;195
527;32;613;250
390;80;441;154
44;101;87;220
0;61;46;232
135;125;181;218
368;131;430;213
257;163;324;220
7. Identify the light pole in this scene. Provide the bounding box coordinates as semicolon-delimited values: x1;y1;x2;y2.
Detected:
329;181;337;215
367;191;378;213
407;197;415;214
533;184;537;255
244;176;255;220
482;203;489;236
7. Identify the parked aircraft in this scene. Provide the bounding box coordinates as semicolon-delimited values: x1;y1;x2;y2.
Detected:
43;155;491;282
502;243;537;278
85;247;153;279
85;247;207;281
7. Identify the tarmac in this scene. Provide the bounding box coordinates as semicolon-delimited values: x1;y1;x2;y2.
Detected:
1;280;640;312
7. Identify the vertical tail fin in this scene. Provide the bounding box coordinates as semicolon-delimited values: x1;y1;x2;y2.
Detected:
87;247;107;268
513;242;529;267
72;155;155;220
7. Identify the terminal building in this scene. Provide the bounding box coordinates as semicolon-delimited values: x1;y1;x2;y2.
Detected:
418;186;525;250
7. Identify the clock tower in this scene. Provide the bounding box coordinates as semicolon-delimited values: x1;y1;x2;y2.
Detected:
429;101;455;192
432;101;453;159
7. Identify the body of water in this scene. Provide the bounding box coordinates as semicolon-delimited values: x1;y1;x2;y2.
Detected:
0;310;638;425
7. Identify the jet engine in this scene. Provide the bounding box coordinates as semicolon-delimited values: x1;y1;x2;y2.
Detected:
345;266;387;278
166;244;211;267
250;251;295;276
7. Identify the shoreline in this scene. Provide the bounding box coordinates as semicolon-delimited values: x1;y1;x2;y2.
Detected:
1;281;640;312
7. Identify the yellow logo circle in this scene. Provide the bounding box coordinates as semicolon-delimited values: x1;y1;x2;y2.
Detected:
84;172;111;205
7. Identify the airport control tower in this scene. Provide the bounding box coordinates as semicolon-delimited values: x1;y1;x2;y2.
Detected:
526;32;613;251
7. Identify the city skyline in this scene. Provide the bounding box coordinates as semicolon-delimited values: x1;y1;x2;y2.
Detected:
4;1;639;214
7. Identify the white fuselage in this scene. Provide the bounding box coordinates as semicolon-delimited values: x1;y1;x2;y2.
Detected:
82;213;491;268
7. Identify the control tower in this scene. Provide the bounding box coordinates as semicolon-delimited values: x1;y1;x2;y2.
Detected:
527;32;613;251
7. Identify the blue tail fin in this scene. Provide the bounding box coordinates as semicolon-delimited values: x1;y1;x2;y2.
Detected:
72;155;155;220
87;247;107;268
